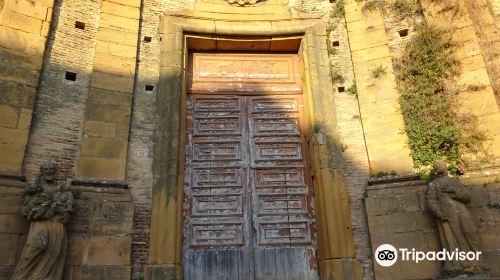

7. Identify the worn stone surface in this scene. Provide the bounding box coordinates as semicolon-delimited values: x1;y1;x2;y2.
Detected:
0;0;54;173
0;0;500;279
366;172;500;279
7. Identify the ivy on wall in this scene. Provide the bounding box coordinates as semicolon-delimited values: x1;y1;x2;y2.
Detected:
395;24;488;175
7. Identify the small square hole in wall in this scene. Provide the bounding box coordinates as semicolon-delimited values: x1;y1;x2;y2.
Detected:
329;0;336;3
338;86;345;93
145;85;154;91
332;41;340;47
144;36;152;43
398;29;409;37
75;21;86;30
65;71;77;81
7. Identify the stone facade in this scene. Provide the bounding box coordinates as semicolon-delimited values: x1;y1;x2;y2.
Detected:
0;0;499;279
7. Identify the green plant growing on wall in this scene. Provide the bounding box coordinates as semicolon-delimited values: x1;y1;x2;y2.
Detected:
327;39;338;55
391;0;420;19
396;24;488;174
72;190;82;199
487;203;500;209
329;60;345;84
347;81;357;95
362;0;381;12
331;0;346;18
371;64;387;78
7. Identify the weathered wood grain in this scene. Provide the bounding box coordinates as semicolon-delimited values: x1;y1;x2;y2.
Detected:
183;54;318;280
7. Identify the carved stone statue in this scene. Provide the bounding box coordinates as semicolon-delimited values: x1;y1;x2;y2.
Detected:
11;162;73;280
225;0;265;6
427;160;480;275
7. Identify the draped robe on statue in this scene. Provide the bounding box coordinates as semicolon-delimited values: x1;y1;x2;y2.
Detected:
11;184;73;280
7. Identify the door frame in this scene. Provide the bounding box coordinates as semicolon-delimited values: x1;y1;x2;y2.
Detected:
148;13;356;280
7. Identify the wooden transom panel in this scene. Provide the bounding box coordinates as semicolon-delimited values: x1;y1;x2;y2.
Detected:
187;53;303;94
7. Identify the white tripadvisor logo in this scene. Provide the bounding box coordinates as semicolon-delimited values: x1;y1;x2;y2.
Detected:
375;244;398;267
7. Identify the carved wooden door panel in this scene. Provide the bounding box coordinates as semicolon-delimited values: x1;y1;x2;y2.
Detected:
183;53;318;280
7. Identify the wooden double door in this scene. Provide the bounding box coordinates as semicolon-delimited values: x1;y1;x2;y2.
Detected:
183;53;318;280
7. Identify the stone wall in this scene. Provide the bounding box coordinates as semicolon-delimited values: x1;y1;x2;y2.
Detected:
23;0;102;182
76;0;140;181
1;0;500;279
0;181;133;279
0;0;55;174
366;173;500;279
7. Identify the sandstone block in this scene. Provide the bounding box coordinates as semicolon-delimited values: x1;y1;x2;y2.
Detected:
93;53;136;77
0;105;18;128
99;13;139;33
368;212;435;234
93;217;133;234
83;121;116;139
40;21;50;37
0;143;24;172
451;25;479;43
460;54;487;73
101;1;140;19
0;214;29;234
365;192;421;215
86;104;131;125
481;250;500;275
488;187;500;204
454;39;481;59
77;157;122;180
319;259;364;280
87;236;131;265
0;26;46;55
0;126;29;145
473;207;500;226
78;191;131;202
105;0;140;7
0;234;19;265
0;63;40;86
0;46;44;70
17;108;32;131
80;138;124;158
91;71;134;93
67;217;93;234
0;80;37;108
88;88;132;107
457;86;498;117
8;0;52;20
95;41;137;59
0;193;22;214
478;226;500;249
97;27;138;46
72;266;132;280
101;201;133;218
351;44;391;63
347;23;388;52
72;199;100;218
466;186;490;207
66;235;87;265
457;68;492;88
2;11;43;34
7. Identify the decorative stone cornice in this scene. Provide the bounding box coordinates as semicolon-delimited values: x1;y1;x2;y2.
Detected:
225;0;265;6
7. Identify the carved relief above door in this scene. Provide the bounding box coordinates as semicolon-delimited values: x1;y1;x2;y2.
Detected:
183;53;318;280
224;0;266;6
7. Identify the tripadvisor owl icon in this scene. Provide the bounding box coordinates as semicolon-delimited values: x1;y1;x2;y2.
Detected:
375;244;398;267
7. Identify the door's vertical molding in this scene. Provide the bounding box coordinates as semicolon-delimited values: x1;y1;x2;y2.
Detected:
148;18;184;280
302;22;358;276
